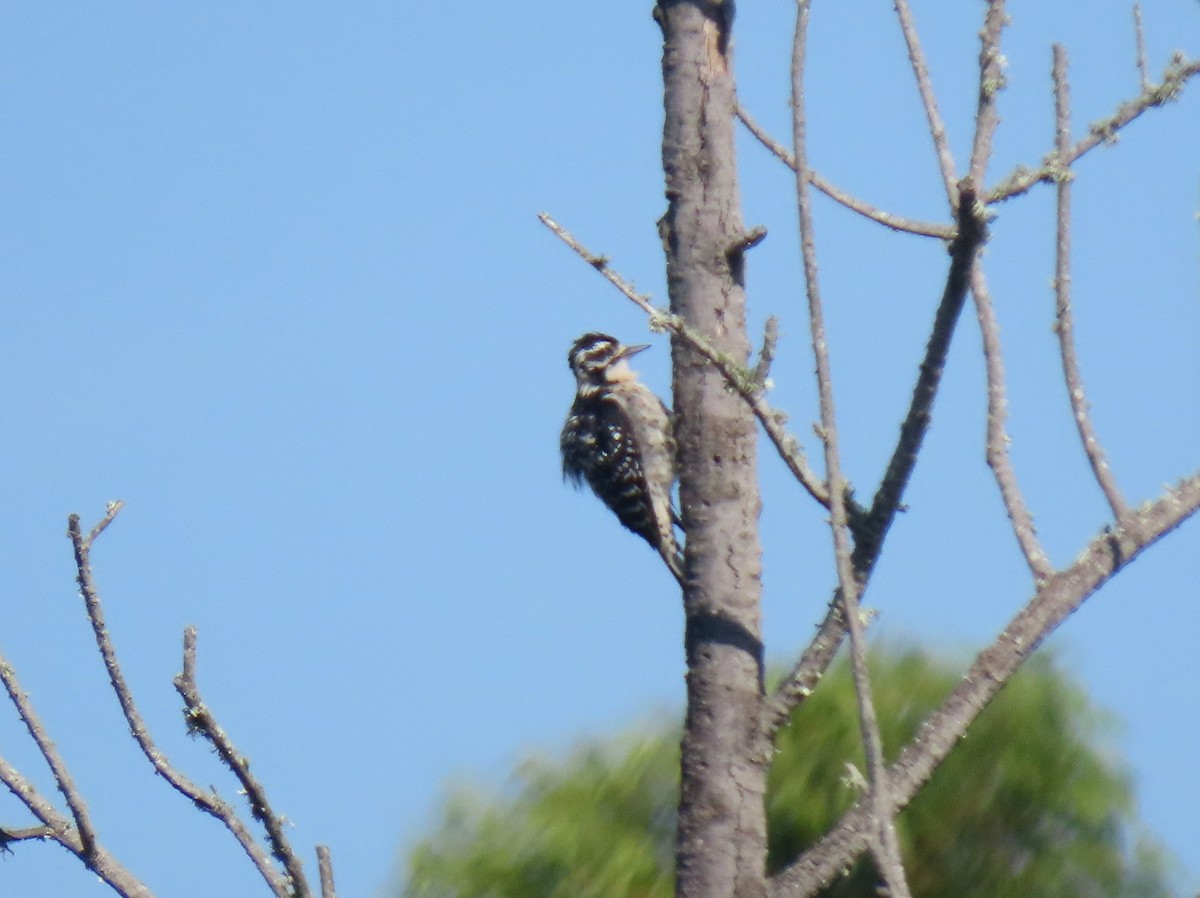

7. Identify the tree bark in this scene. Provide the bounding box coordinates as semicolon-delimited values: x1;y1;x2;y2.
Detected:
656;3;768;898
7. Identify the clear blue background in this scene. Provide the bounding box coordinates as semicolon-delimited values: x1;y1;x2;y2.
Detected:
2;2;1197;896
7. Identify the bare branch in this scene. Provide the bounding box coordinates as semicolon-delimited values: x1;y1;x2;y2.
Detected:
988;55;1200;203
538;210;831;507
729;224;768;255
850;185;985;574
764;3;996;729
968;1;1009;190
0;824;55;844
734;101;792;165
760;600;847;737
752;316;779;386
317;845;337;898
66;511;294;898
1052;46;1129;522
175;628;312;898
770;473;1200;897
735;103;954;238
85;500;125;548
765;190;987;739
1;656;155;897
892;0;959;204
1133;4;1149;91
970;269;1056;580
0;661;78;848
762;9;1193;740
765;195;989;737
960;6;1049;584
792;6;910;894
0;656;95;854
768;1;1021;741
968;8;1050;583
765;187;987;740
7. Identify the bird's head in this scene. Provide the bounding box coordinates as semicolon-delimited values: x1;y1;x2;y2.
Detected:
567;333;650;387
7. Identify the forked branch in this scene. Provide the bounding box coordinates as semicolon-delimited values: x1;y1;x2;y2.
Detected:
766;181;988;742
0;506;335;897
67;507;298;898
0;657;152;897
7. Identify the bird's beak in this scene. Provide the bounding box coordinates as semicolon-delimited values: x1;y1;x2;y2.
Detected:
620;343;651;359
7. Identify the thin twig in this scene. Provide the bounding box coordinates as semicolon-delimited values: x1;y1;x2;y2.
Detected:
175;627;311;897
988;56;1200;203
770;472;1200;896
752;316;779;385
735;103;953;239
969;1;1010;190
86;500;125;547
1133;4;1149;91
893;0;959;204
538;210;830;507
970;269;1055;580
1052;46;1129;522
67;510;293;898
792;5;911;895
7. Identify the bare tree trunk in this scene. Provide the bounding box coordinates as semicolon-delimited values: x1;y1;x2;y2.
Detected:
656;3;767;898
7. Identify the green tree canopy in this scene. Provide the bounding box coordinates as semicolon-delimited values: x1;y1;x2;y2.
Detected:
402;649;1172;898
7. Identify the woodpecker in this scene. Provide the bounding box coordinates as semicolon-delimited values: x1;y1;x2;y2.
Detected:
561;333;683;581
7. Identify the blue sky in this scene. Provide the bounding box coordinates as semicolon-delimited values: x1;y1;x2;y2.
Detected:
1;3;1197;896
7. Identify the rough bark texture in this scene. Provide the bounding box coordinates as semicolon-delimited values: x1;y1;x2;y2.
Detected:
656;3;768;898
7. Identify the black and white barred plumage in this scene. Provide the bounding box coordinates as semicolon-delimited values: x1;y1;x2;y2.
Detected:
561;333;682;580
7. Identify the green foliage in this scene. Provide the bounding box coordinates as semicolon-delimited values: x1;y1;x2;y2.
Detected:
768;650;1172;898
401;649;1173;898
